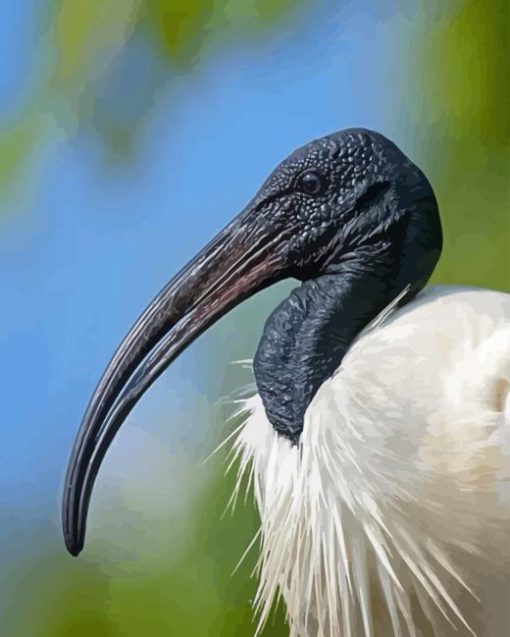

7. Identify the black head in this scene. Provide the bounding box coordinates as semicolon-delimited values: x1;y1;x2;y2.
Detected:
250;128;440;283
62;128;441;556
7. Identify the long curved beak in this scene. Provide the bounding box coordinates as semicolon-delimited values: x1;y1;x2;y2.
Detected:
63;203;287;556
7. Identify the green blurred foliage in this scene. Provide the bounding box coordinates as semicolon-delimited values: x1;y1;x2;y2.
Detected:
410;0;509;290
0;120;40;194
54;0;139;82
7;441;284;636
0;0;305;199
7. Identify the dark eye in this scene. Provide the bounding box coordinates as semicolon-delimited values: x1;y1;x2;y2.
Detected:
297;171;324;195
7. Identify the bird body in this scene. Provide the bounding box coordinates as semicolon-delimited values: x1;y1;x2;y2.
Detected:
234;286;510;636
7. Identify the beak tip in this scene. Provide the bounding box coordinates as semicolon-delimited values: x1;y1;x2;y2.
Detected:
62;497;85;557
64;531;84;557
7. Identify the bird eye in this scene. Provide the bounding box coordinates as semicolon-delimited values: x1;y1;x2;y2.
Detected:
297;171;324;195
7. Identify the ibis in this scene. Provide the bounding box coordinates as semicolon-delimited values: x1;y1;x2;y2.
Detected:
63;129;510;636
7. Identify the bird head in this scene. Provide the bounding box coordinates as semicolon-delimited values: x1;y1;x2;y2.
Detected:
62;128;441;556
243;128;440;284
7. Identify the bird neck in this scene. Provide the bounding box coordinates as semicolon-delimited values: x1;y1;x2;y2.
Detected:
253;246;413;443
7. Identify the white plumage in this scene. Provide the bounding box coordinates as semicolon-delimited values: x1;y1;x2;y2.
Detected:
232;286;510;637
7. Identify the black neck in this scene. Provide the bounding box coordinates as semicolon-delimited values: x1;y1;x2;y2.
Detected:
253;246;414;443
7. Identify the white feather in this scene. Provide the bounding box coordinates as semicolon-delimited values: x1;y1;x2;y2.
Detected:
230;286;510;637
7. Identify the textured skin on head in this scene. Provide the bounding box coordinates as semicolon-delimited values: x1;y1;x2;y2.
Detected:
252;128;442;442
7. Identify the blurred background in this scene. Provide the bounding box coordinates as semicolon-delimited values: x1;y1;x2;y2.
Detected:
0;1;508;635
